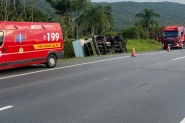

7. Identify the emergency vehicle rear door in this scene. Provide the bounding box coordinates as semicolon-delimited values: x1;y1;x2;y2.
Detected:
0;31;7;69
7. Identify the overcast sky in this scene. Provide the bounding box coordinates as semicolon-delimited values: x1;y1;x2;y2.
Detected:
91;0;185;4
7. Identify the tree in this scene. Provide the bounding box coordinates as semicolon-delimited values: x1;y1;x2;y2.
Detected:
11;0;26;21
0;0;32;21
28;0;36;22
101;4;115;36
135;8;160;36
76;4;110;36
46;0;90;16
23;7;50;22
46;0;90;41
0;0;14;21
104;5;114;30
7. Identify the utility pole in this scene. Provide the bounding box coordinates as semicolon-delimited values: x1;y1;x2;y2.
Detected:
75;26;78;40
30;0;36;22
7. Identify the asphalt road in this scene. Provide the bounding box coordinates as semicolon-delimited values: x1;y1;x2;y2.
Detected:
1;49;185;123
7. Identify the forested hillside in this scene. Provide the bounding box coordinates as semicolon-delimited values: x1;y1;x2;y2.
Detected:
94;2;185;30
25;0;53;14
33;1;185;30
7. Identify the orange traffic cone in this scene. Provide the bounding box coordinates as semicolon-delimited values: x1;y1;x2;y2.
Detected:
167;45;170;51
131;47;136;57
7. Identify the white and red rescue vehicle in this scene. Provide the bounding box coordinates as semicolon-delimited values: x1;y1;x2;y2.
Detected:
0;21;63;70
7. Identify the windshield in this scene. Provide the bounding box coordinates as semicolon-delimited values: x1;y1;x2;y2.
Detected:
163;31;178;38
0;32;4;46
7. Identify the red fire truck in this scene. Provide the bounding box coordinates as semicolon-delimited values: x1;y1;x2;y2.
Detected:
0;21;63;70
155;26;185;49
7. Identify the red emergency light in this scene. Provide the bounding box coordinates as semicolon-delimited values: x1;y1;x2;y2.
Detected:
166;26;177;29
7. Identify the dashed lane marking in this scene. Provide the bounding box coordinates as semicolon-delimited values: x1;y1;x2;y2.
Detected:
0;105;13;112
172;56;185;61
0;51;165;80
137;51;165;56
180;118;185;123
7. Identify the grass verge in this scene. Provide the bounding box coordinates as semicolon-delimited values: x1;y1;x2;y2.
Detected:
126;39;162;53
58;39;162;62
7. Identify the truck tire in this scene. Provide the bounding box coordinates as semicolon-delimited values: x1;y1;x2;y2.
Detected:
181;42;185;49
119;49;124;53
96;35;105;39
115;35;123;41
46;55;57;68
110;36;116;44
180;43;183;49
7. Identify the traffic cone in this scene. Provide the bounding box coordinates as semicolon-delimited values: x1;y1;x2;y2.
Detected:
167;45;170;51
131;47;136;57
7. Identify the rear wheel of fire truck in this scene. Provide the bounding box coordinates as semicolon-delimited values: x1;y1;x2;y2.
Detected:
180;43;184;49
46;55;57;68
163;47;167;49
181;42;185;49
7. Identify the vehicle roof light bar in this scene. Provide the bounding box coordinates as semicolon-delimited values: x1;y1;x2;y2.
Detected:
166;26;177;29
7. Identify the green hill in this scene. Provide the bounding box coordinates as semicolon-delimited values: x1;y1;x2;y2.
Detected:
94;1;185;30
31;1;185;31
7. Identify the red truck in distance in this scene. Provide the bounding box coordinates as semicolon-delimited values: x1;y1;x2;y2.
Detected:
155;26;185;49
0;21;63;70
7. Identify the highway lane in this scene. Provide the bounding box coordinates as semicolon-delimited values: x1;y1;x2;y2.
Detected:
1;49;185;123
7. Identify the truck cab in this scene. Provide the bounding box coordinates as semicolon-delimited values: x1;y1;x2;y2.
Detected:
155;26;185;49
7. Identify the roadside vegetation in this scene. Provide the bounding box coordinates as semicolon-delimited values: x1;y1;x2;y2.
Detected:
59;39;162;62
126;39;162;53
0;0;164;60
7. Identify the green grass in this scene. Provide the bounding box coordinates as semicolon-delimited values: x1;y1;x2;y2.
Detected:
126;39;162;53
58;39;162;62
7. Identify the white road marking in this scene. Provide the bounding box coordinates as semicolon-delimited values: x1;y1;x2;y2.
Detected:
137;51;166;56
172;56;185;61
180;118;185;123
137;69;140;70
0;105;13;112
0;56;130;80
0;51;165;80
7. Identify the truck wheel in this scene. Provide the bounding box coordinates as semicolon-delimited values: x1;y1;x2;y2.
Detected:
46;55;57;68
183;42;185;49
115;35;123;41
96;35;105;40
181;42;185;49
119;50;124;53
180;43;183;49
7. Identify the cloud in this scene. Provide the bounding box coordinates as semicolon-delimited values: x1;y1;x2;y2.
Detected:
91;0;185;4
